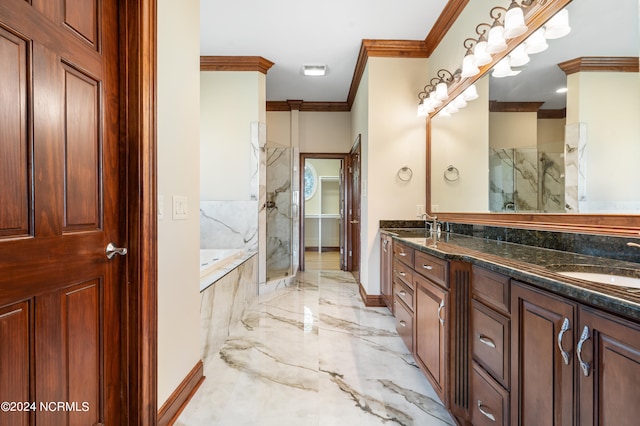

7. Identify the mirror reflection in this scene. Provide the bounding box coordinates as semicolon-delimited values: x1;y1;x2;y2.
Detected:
430;0;640;214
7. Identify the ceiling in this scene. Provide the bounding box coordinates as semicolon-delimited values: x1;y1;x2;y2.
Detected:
199;0;449;103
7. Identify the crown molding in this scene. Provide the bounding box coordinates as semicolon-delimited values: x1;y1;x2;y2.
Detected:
538;108;566;119
266;101;350;112
200;56;275;74
558;56;640;75
424;0;469;56
489;101;545;112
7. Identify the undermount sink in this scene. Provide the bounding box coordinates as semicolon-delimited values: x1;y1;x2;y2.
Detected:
556;271;640;289
548;264;640;289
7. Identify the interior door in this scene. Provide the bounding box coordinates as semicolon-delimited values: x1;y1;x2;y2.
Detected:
0;1;123;425
348;138;361;281
338;160;346;270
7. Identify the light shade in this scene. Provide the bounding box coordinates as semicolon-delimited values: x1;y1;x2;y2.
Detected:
453;96;468;109
461;54;480;78
473;40;493;66
435;82;449;101
492;58;521;78
508;44;530;67
462;84;479;101
524;28;548;54
429;91;443;108
486;25;508;54
504;4;528;39
544;9;571;39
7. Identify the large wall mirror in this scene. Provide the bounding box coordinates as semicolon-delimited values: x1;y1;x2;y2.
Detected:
428;0;640;235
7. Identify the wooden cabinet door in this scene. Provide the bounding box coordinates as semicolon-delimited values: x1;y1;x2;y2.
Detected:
511;282;576;426
380;234;392;310
0;1;122;425
577;306;640;426
415;275;448;399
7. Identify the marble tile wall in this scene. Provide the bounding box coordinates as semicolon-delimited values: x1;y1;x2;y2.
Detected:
200;254;258;360
200;201;258;251
266;146;292;279
565;122;587;212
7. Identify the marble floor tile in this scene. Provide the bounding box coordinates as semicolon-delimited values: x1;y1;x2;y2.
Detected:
176;270;455;426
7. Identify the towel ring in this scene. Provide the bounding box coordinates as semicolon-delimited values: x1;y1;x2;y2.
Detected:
444;165;460;182
397;166;413;182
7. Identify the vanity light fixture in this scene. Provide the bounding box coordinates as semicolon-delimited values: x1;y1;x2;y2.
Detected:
416;69;461;117
503;0;528;39
302;64;327;76
544;8;571;39
486;7;508;54
473;24;493;66
508;44;530;67
461;38;481;78
524;28;548;54
462;84;479;101
492;57;521;78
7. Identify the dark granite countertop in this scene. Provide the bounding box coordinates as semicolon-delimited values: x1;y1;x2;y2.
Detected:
381;227;640;322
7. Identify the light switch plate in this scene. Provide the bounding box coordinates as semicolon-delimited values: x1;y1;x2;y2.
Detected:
173;195;188;220
158;195;164;220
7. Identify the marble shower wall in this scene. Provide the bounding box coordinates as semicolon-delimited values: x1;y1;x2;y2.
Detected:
200;201;258;251
265;146;292;280
200;254;257;360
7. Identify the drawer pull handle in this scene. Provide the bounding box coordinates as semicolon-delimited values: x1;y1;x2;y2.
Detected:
477;401;496;422
422;264;433;270
557;317;571;365
478;334;496;349
399;320;407;328
398;271;406;277
399;252;407;257
437;300;445;326
399;291;406;297
577;325;591;377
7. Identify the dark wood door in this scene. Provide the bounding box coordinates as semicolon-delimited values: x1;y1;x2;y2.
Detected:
577;306;640;426
414;274;447;400
348;138;361;280
511;282;576;426
380;234;393;310
0;0;122;425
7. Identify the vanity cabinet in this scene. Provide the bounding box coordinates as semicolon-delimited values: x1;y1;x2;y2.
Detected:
511;281;640;426
380;233;393;312
393;242;415;351
470;266;511;426
413;251;450;403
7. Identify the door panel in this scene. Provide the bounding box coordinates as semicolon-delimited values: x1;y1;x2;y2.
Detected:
0;0;121;424
348;137;361;279
0;26;30;237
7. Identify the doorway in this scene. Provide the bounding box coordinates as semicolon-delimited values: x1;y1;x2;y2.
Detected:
300;154;348;271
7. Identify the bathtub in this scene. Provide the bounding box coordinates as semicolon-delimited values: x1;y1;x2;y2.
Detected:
199;249;255;291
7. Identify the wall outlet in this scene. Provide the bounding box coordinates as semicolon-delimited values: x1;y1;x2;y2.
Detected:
173;195;188;220
416;204;424;217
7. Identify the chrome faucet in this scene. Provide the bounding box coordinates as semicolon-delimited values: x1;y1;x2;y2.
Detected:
420;212;439;240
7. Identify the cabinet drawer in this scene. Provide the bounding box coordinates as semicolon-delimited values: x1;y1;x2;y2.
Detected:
393;259;414;289
472;300;510;389
394;298;413;352
472;362;509;426
472;266;510;315
394;280;413;311
393;243;414;267
414;251;448;288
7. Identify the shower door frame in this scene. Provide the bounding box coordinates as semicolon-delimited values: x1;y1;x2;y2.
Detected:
299;153;350;271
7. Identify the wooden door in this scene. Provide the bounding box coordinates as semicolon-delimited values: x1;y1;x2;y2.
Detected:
0;0;123;425
577;306;640;426
414;274;447;399
348;137;361;279
511;282;576;426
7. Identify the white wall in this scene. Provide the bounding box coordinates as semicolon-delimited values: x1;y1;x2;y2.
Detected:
490;112;538;149
267;110;352;153
568;71;640;210
431;76;490;212
201;71;266;200
353;57;429;296
157;0;201;407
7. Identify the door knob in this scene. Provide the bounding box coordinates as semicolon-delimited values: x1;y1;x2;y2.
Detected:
106;242;128;260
